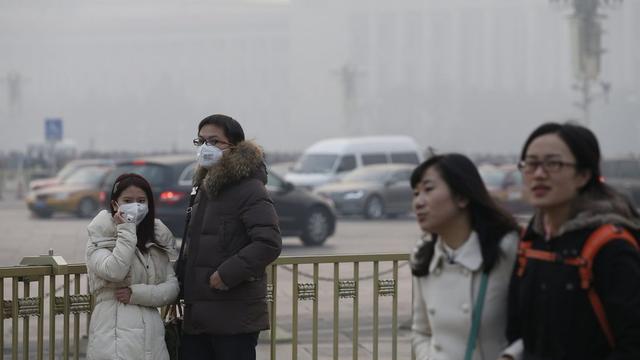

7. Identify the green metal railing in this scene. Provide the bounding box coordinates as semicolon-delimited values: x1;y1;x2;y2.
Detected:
2;253;410;359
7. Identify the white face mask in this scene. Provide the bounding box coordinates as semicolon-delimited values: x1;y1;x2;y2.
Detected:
196;144;223;168
117;202;149;225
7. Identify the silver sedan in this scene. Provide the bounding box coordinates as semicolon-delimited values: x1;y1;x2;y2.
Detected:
314;164;415;219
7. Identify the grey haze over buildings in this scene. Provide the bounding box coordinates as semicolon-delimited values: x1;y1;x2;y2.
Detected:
1;0;639;156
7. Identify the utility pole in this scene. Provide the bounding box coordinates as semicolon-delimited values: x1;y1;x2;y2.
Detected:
552;0;620;126
1;71;24;114
333;64;365;135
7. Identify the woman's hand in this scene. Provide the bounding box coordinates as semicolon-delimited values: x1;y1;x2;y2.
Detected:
209;271;229;291
115;287;132;304
113;211;126;225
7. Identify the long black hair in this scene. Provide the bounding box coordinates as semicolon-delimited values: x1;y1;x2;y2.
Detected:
410;153;519;277
109;173;156;253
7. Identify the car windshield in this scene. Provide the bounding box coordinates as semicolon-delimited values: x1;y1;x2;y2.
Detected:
63;166;109;186
56;163;80;180
342;167;392;183
291;154;338;174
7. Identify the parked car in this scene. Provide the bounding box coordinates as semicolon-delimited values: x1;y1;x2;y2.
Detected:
314;164;415;219
100;156;337;246
285;135;423;189
29;158;115;191
478;164;531;214
266;170;337;246
26;164;114;218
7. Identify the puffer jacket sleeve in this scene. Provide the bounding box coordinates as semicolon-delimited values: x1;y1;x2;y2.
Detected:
216;179;282;288
596;238;640;360
129;261;179;307
412;276;433;360
87;222;137;283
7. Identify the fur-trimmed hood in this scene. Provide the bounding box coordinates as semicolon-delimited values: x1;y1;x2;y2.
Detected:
193;140;267;198
530;190;640;236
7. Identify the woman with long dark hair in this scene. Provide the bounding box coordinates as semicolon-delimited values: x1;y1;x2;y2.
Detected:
410;153;520;359
503;122;640;359
85;173;179;360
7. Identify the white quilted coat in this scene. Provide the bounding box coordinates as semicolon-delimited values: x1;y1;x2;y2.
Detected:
86;210;179;360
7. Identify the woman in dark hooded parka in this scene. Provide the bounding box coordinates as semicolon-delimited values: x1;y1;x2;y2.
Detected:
502;122;640;360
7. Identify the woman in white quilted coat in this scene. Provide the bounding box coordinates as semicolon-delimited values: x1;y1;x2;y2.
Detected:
86;173;179;360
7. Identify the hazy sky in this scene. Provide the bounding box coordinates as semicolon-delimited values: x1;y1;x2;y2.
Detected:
1;0;639;156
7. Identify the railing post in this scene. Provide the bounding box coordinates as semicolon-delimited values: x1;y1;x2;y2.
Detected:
1;277;4;360
22;281;30;360
292;264;298;360
352;262;359;360
373;261;380;360
19;249;68;360
269;264;278;360
333;262;339;360
312;263;319;360
11;277;18;360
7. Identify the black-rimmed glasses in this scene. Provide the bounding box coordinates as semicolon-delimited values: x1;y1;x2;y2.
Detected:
517;159;576;174
193;137;231;147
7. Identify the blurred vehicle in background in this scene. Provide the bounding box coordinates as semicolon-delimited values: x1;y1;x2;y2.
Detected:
99;156;337;246
26;164;114;218
602;158;640;207
267;170;336;246
314;164;414;219
99;155;196;237
29;159;115;191
285;136;422;190
478;164;531;214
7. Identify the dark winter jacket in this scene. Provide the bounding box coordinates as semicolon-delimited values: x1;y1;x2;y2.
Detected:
506;191;640;360
181;140;282;335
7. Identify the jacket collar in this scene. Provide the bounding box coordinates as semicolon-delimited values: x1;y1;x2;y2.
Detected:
193;140;266;198
429;231;483;273
87;210;173;253
528;190;640;237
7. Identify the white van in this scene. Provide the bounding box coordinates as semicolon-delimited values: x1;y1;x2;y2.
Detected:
284;136;423;189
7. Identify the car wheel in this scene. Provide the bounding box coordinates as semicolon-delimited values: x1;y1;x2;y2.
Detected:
77;198;98;218
300;207;332;246
363;195;385;219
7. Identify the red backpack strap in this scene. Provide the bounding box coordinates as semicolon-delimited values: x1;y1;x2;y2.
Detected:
516;232;586;277
516;239;532;277
579;224;639;348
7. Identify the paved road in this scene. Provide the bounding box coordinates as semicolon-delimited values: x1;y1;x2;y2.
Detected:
0;198;422;267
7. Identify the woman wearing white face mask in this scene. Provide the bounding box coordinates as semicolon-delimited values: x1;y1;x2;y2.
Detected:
85;173;179;360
